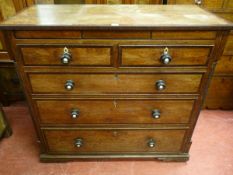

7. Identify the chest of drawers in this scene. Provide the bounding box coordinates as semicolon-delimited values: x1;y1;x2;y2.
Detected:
0;5;232;162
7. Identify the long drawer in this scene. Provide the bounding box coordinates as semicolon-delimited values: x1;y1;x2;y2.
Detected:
44;129;186;153
28;73;203;94
36;99;195;124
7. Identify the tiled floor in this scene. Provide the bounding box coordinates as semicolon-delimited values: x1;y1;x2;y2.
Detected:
0;102;233;175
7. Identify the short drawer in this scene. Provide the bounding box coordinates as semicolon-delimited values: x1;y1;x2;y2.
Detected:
29;73;203;94
36;99;195;124
152;31;216;40
15;31;81;39
82;31;150;39
20;45;113;66
44;129;186;153
120;45;212;66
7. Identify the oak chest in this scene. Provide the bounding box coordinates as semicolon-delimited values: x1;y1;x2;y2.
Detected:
0;5;232;162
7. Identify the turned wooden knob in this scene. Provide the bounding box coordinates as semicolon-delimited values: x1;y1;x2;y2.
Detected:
152;109;161;119
148;139;156;148
65;80;75;91
155;80;166;91
74;138;83;148
71;109;79;119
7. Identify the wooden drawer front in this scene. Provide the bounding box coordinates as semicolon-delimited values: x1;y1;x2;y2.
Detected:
29;73;202;94
36;99;194;124
201;0;224;10
0;31;6;51
20;45;112;66
168;0;224;10
205;76;233;110
0;52;11;61
82;31;150;39
0;41;3;51
120;45;212;66
216;12;233;23
15;31;81;39
224;0;233;10
215;56;233;74
44;129;185;153
152;31;216;40
223;34;233;56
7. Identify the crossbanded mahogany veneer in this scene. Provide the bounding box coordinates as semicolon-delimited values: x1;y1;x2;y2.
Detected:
0;5;232;162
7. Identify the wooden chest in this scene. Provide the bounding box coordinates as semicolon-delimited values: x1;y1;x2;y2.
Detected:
0;5;232;162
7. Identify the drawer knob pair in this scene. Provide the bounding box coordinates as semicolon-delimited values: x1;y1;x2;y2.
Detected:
74;138;83;148
74;138;156;148
65;80;75;90
71;109;160;119
61;47;72;64
160;47;172;65
65;80;166;91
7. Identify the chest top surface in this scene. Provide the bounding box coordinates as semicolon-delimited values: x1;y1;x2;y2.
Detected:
0;5;232;30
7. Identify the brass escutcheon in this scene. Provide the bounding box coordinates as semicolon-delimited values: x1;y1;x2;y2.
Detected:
164;47;169;54
64;47;69;53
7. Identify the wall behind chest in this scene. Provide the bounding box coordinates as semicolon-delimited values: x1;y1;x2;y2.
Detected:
167;0;233;109
0;0;29;105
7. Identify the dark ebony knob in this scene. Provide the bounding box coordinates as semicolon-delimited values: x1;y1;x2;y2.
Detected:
61;47;72;64
160;47;172;64
148;139;156;148
152;109;161;119
71;109;80;119
65;80;75;91
74;138;83;148
155;80;166;91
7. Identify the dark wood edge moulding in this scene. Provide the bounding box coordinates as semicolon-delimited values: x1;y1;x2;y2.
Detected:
0;25;233;31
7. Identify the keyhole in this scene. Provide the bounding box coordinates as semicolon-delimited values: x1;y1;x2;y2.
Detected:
114;74;119;80
113;100;117;108
113;131;118;136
